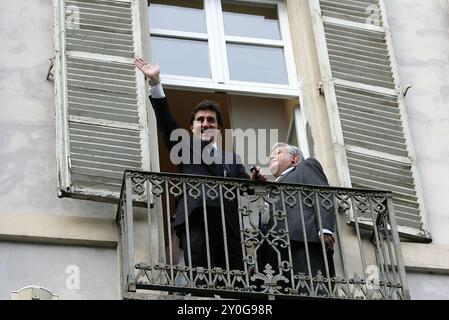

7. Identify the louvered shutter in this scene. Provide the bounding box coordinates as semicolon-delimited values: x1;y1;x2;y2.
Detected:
54;0;151;201
309;0;431;241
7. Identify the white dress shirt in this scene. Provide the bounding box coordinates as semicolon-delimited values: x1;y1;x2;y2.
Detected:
275;166;295;182
149;83;165;98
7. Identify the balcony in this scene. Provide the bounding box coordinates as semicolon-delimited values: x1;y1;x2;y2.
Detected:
116;170;410;300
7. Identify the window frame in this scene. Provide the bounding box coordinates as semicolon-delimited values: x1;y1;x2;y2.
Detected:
148;0;299;98
286;105;311;159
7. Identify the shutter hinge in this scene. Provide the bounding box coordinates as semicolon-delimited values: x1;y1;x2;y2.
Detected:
46;57;55;81
318;81;325;96
67;156;72;169
318;77;334;96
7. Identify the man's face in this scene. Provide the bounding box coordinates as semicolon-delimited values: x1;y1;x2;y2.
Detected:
268;146;299;178
191;109;220;142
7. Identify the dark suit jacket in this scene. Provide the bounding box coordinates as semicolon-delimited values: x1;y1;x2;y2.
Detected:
274;158;335;243
150;96;249;236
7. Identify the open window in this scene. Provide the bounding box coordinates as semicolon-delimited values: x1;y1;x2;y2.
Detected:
155;89;303;181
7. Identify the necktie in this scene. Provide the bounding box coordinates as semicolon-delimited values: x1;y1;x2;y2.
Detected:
209;147;224;177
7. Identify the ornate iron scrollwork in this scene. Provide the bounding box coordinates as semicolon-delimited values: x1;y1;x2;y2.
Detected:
118;171;406;300
130;172;146;195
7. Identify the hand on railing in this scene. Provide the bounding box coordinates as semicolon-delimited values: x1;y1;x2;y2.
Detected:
322;233;336;252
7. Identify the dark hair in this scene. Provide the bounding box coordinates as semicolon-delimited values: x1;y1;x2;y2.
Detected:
189;100;224;128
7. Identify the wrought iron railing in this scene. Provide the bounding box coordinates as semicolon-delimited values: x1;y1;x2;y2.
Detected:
117;170;410;300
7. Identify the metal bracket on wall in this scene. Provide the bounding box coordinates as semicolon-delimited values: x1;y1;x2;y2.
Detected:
46;57;55;81
402;84;412;98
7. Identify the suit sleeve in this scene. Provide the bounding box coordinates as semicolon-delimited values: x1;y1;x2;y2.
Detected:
302;158;329;187
235;154;250;179
302;158;336;233
149;96;181;150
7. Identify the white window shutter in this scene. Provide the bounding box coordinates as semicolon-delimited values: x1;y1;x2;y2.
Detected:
53;0;151;201
309;0;431;242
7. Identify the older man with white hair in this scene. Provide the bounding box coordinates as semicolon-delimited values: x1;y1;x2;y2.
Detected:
254;143;336;281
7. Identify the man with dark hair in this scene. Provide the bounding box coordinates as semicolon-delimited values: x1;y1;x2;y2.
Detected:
134;58;256;273
189;100;224;129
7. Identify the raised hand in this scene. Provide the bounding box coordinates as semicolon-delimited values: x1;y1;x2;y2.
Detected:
134;58;160;87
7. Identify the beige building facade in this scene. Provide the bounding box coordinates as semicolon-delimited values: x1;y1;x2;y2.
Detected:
1;0;449;299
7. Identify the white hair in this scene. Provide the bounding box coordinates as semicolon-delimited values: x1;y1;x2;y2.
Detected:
271;143;305;161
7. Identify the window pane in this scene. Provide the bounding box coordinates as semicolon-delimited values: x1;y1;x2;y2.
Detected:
222;1;281;40
227;44;288;84
149;0;206;33
151;37;211;78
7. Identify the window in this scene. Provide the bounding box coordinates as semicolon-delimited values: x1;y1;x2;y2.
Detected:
52;0;301;201
149;0;211;78
228;95;309;177
148;0;298;97
156;90;307;179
